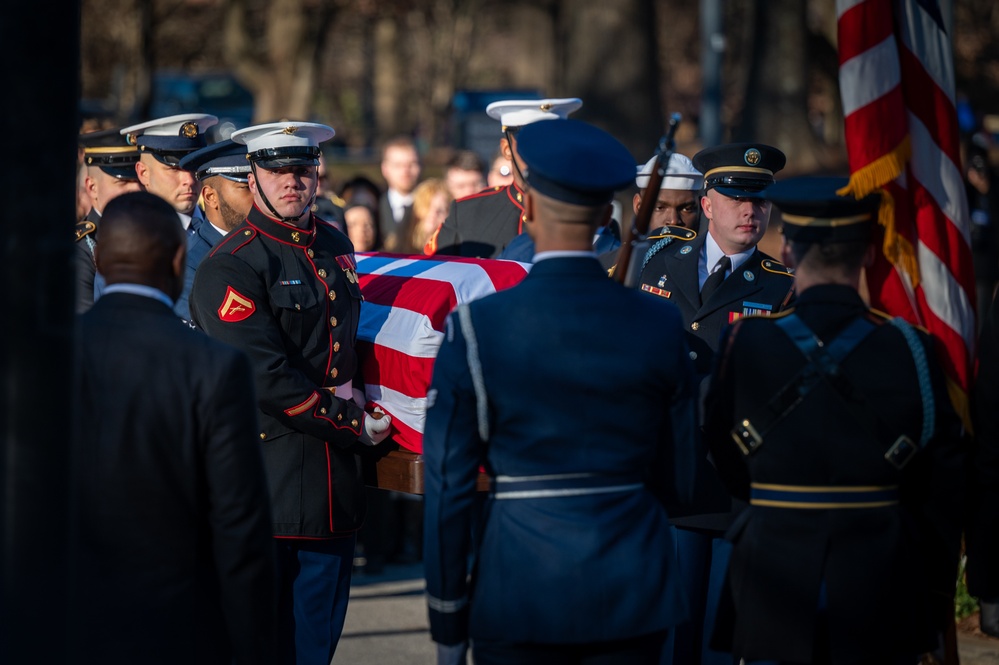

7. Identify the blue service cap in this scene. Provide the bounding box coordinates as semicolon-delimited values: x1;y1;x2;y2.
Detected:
766;176;880;243
79;127;139;180
517;119;635;207
120;113;219;166
693;143;786;199
178;139;251;182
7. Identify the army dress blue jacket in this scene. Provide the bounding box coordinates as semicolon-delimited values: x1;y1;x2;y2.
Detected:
190;205;367;538
423;255;711;646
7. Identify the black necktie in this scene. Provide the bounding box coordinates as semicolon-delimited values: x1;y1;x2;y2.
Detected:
700;255;731;304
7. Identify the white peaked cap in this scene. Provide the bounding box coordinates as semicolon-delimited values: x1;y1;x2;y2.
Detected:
485;98;583;129
635;152;703;191
231;121;335;153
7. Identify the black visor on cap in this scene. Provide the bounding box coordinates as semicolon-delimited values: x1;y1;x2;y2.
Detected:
250;146;321;169
146;150;188;168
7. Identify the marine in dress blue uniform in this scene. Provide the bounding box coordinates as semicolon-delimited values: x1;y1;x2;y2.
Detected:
639;143;794;665
703;177;966;664
429;98;582;259
424;119;708;665
76;128;140;313
189;121;392;665
174;139;253;321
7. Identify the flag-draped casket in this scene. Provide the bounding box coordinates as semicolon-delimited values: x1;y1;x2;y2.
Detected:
355;252;530;457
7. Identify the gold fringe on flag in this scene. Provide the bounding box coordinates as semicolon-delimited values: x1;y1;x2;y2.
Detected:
836;137;919;287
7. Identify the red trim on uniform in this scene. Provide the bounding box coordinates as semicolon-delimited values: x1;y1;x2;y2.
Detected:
246;209;317;247
284;391;320;417
218;286;256;322
456;184;508;203
504;183;527;234
209;226;255;258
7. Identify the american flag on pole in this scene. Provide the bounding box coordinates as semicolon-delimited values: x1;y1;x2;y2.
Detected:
355;252;530;452
837;0;975;427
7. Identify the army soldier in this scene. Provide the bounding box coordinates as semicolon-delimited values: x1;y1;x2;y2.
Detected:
190;121;392;665
424;118;705;665
173;139;253;321
427;97;582;258
703;177;965;663
637;143;794;378
76;128;141;313
120;113;218;232
638;143;793;665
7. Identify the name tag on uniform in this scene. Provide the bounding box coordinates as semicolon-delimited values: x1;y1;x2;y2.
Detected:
641;284;671;299
729;301;773;323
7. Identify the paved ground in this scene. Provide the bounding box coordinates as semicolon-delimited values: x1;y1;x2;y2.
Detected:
335;562;999;664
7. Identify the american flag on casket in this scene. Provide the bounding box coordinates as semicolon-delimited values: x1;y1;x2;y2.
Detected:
355;252;530;453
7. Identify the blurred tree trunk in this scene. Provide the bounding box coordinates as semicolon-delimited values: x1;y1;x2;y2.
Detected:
556;0;662;158
734;0;829;172
222;0;337;122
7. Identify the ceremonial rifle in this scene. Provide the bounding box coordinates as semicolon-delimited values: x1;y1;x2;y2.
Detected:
613;113;682;285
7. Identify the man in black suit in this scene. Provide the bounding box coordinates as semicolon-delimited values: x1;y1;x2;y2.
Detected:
71;191;278;664
377;135;422;251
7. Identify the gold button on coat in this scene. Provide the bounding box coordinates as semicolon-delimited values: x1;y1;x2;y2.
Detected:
320;407;327;415
333;342;340;352
330;368;338;378
259;432;266;440
318;269;327;278
351;419;359;428
308;249;314;258
691;322;700;331
329;291;336;301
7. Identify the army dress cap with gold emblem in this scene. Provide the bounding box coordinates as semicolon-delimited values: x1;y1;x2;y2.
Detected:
120;113;218;166
636;152;703;191
231;121;335;169
766;176;880;243
79;127;140;180
178;139;251;183
693;142;786;199
517;118;634;207
485;98;583;131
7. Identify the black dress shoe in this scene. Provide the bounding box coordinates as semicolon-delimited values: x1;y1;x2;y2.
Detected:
981;600;999;638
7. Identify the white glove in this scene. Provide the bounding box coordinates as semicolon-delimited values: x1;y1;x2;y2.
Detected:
358;409;392;446
436;642;468;665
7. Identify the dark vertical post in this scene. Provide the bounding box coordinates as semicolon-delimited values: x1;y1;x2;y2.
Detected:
0;2;79;663
700;0;724;148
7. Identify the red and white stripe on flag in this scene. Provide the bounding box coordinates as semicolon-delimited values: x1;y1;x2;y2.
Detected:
837;0;975;427
355;252;530;452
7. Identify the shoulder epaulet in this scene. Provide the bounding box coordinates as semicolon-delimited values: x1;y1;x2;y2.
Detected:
209;226;256;258
647;225;697;242
761;258;794;276
457;186;505;203
75;220;96;242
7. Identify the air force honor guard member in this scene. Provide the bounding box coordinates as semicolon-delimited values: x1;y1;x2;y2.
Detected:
424;119;705;665
76;128;142;313
173;139;253;321
190;121;392;665
703;177;966;664
427;97;582;258
120;113;218;232
637;143;794;378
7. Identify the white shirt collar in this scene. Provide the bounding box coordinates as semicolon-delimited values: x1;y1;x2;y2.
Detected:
178;212;192;230
533;250;597;263
704;232;754;273
386;189;414;223
210;222;229;237
102;283;175;308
